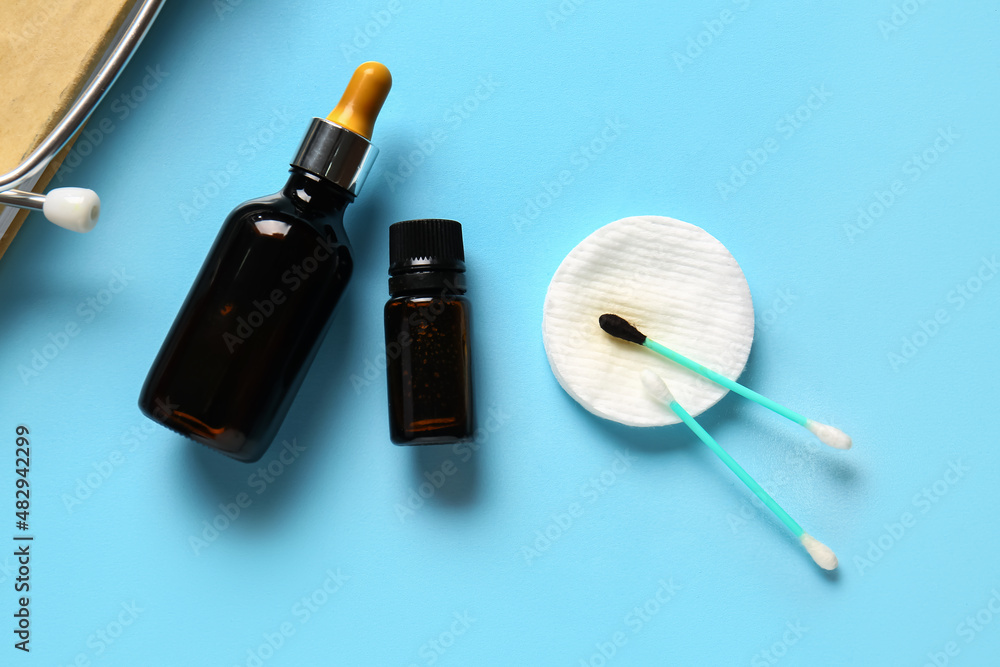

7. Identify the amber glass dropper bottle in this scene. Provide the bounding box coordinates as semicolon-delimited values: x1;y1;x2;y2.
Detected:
139;62;392;462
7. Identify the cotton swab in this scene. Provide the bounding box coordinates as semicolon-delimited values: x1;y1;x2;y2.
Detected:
600;314;852;450
640;369;838;570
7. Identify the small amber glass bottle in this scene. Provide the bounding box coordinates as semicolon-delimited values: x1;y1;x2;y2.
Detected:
384;219;474;445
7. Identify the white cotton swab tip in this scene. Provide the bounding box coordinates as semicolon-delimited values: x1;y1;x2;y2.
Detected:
806;420;852;450
800;534;838;570
642;368;839;572
640;368;674;405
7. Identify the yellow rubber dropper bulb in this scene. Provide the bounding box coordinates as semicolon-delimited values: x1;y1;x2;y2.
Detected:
326;62;392;140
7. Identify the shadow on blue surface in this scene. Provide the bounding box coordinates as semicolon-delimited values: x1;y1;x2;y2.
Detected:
559;341;860;579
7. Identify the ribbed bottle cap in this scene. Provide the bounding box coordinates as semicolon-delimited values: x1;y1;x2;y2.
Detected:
389;219;465;274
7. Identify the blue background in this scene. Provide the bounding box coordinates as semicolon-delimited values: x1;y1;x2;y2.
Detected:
1;1;999;665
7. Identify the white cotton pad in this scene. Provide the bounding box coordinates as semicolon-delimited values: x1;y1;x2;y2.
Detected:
542;215;754;426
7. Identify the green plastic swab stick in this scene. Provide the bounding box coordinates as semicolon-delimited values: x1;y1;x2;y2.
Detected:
644;337;804;425
640;368;838;570
670;389;802;536
599;314;852;450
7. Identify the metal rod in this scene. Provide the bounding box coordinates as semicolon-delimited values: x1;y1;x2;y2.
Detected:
0;190;45;212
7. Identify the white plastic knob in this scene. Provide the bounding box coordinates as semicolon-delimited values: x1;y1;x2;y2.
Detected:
42;187;100;233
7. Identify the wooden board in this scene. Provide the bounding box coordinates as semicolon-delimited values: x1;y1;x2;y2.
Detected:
0;0;137;259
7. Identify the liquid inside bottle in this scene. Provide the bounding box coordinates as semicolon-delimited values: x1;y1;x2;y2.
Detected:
139;170;354;461
385;295;473;444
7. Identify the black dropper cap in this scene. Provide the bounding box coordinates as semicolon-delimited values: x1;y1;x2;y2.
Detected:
388;219;466;294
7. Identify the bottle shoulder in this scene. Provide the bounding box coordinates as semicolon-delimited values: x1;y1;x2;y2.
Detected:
223;191;350;246
229;190;287;215
385;294;470;307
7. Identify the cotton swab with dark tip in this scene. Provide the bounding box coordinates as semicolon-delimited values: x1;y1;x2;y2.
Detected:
641;369;838;571
599;314;852;450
